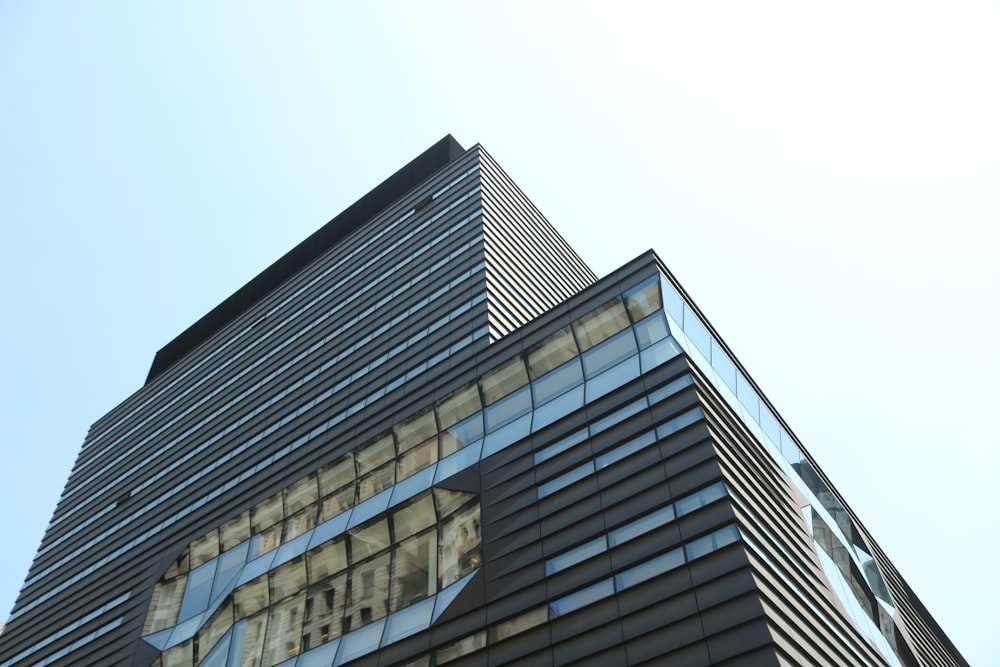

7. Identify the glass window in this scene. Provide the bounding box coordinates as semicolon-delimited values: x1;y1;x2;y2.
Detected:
545;536;607;575
318;457;355;497
349;520;390;561
480;359;529;404
307;540;347;582
735;372;759;421
284;507;317;541
608;505;675;547
179;559;217;622
488;606;549;643
285;475;319;514
655;407;704;439
586;356;640;402
596;430;656;470
320;485;356;522
234;575;270;619
647;375;693;405
660;276;684;325
436;385;481;429
484;385;531;431
301;572;346;651
433;488;476;519
624;277;663;322
682;303;712;360
633;312;669;350
534;428;589;465
220;512;251;552
163;549;190;580
240;611;269;667
573;299;630;351
252;524;282;559
674;482;727;517
527;327;579;378
397;437;438;479
531;385;584;431
581;329;638;378
439;504;481;587
162;639;194;667
549;578;614;617
436;631;486;664
262;593;305;666
393;494;436;541
270;558;307;602
710;338;737;392
345;551;391;629
442;411;483;452
189;531;220;569
531;358;583;405
640;336;682;371
395;412;437;453
590;397;648;436
684;524;741;560
253;494;285;534
357;463;394;503
537;461;595;499
615;548;685;590
759;407;781;446
392;530;437;611
358;435;395;475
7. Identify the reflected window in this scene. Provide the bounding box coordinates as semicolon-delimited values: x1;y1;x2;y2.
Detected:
270;558;307;602
614;548;684;590
624;276;663;322
393;495;436;541
488;606;549;643
439;503;481;587
436;385;481;430
319;485;355;522
252;495;285;534
307;540;347;582
436;631;486;664
392;530;437;611
285;475;318;515
549;579;614;617
301;572;346;650
318;457;355;497
481;359;529;404
527;327;579;378
357;463;394;503
145;573;187;633
349;520;390;561
234;575;269;619
261;593;304;666
358;435;395;475
220;512;251;551
531;358;583;405
573;299;630;351
684;524;740;560
346;552;391;629
397;436;438;479
633;312;669;349
484;385;531;431
395;412;437;453
546;536;607;575
196;600;233;663
189;531;220;569
674;482;727;517
581;329;637;378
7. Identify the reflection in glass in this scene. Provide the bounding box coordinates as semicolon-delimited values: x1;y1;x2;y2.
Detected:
439;504;481;587
480;359;529;404
301;572;346;651
261;593;304;666
573;299;629;351
392;530;437;611
220;512;251;551
307;540;347;582
527;327;578;378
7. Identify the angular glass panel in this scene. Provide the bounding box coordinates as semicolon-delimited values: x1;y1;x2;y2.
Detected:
646;374;693;405
675;482;727;517
162;638;194;667
240;611;270;667
274;533;312;569
660;276;684;325
710;338;737;392
237;550;278;589
640;336;682;371
336;618;386;664
432;488;476;519
590;397;648;436
391;530;437;611
301;572;346;652
163;549;190;580
395;412;437;452
480;358;529;404
596;430;656;470
434;443;481;483
608;505;675;547
573;299;629;351
735;372;760;421
549;579;614;617
615;548;685;590
318;457;355;497
624;276;663;322
586;356;640;402
347;488;392;529
436;385;481;429
487;606;550;643
190;531;220;569
527;327;579;378
284;508;317;542
251;524;283;559
442;412;483;452
780;427;803;465
581;329;638;378
357;435;395;475
531;385;584;431
320;486;356;523
220;512;252;552
484;385;531;431
534;428;589;465
684;524;741;560
389;466;437;508
397;437;438;479
270;558;308;603
545;536;607;575
381;597;435;645
145;573;188;634
345;552;391;630
234;575;270;621
357;463;394;504
633;312;669;350
436;631;486;664
262;593;305;666
531;358;583;406
297;637;339;667
211;541;251;603
196;600;234;664
392;494;436;542
308;540;348;582
179;559;218;622
198;626;232;667
481;413;531;458
682;303;712;360
759;407;781;447
439;504;481;588
285;476;319;515
253;495;285;534
349;520;390;561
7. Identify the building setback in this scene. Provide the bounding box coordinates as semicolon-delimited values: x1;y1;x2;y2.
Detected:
0;137;966;667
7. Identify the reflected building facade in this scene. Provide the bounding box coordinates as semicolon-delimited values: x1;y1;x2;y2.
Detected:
0;137;967;667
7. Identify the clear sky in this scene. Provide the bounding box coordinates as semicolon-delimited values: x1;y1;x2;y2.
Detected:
1;2;997;663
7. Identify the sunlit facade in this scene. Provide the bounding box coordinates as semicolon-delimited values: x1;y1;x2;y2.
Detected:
0;137;966;667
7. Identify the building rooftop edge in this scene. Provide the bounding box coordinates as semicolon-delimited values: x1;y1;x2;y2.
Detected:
145;135;467;385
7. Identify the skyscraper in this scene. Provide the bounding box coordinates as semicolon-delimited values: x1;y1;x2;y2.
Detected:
0;137;966;667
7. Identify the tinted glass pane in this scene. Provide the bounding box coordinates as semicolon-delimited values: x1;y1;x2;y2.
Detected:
358;435;395;473
684;524;740;560
392;494;436;541
527;327;579;378
573;299;630;351
397;438;438;479
345;552;391;629
484;385;531;431
252;495;285;534
545;536;607;575
674;482;727;517
534;428;589;465
531;358;583;405
261;593;305;666
308;540;347;582
349;520;390;561
436;385;481;429
624;277;663;322
395;412;436;452
270;558;307;602
439;504;481;587
392;531;437;611
318;457;355;497
581;330;637;377
549;578;614;617
537;461;594;499
220;513;251;552
285;475;318;514
608;505;675;547
481;359;529;404
633;312;669;349
301;572;346;650
682;303;712;359
615;548;685;590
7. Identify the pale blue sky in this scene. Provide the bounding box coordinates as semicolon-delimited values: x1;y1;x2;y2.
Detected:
1;2;997;663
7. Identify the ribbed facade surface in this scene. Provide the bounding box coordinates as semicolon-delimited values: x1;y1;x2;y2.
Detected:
0;139;965;667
